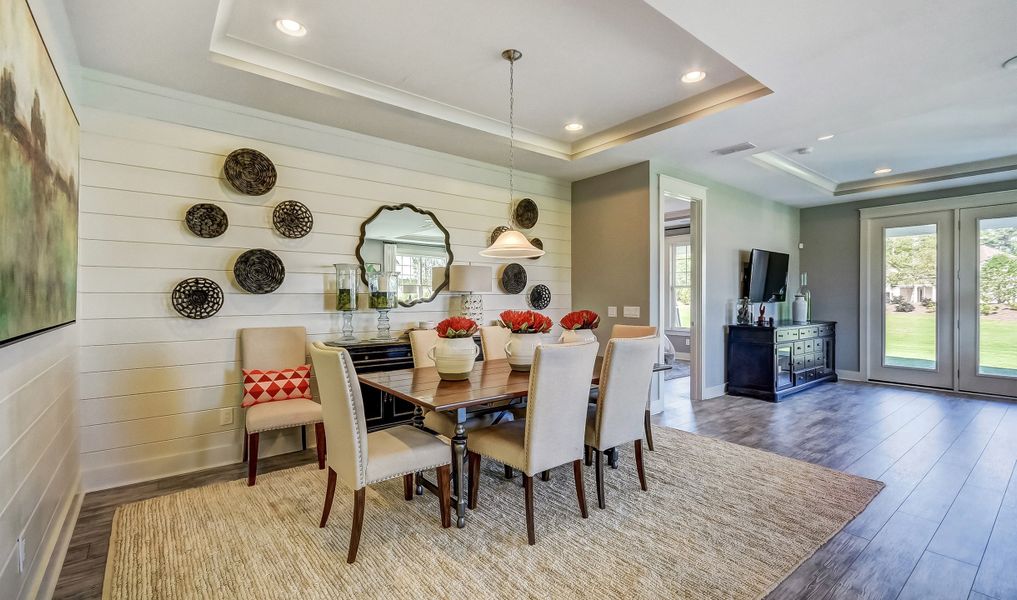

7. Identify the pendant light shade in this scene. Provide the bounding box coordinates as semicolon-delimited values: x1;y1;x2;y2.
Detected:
479;229;544;258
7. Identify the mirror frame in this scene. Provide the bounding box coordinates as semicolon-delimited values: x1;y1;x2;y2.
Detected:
355;203;454;308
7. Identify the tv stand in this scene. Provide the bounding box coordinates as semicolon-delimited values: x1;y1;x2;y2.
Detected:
726;320;837;402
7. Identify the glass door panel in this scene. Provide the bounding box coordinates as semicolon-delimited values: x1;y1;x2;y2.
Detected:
959;204;1017;396
867;211;954;388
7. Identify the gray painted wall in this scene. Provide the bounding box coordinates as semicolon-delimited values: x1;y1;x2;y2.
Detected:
571;162;652;351
800;180;1017;372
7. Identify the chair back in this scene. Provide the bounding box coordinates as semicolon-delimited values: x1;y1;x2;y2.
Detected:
239;326;307;370
479;325;510;360
610;324;657;339
523;341;599;475
409;329;438;368
309;343;369;490
593;336;659;450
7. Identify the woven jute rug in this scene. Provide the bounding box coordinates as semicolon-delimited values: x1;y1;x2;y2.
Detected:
103;427;882;599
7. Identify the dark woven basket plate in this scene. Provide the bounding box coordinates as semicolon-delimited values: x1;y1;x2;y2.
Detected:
171;278;224;319
185;203;228;238
234;248;285;294
513;198;539;229
490;225;510;246
224;148;277;196
528;237;543;260
529;284;551;310
273;200;313;239
500;263;527;294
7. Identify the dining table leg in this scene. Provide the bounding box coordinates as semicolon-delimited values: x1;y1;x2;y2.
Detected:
451;408;468;528
412;405;425;495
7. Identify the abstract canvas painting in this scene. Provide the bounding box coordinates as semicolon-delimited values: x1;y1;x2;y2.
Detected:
0;0;78;345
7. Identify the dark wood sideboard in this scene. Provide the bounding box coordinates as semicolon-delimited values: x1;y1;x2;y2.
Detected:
726;320;837;402
324;336;484;430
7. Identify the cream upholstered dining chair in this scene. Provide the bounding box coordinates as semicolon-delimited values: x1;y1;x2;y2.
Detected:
585;336;659;509
479;325;510;360
408;329;512;438
240;327;324;487
466;341;600;545
607;323;659;452
310;343;452;563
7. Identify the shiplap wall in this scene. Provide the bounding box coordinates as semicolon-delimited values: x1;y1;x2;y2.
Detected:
77;78;572;490
0;326;80;598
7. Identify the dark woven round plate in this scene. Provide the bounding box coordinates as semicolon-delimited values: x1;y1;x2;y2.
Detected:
234;249;285;294
513;198;539;229
490;225;510;246
223;148;277;196
529;284;551;310
171;278;224;319
528;237;543;260
272;200;313;238
500;263;527;294
185;203;228;238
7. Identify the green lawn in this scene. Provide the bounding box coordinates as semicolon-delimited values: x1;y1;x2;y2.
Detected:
885;309;1017;374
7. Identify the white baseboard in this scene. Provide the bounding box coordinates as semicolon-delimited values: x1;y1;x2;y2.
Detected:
29;476;82;600
674;352;691;361
837;369;864;381
704;383;727;399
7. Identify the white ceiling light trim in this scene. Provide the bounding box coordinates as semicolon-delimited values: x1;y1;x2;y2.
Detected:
817;134;835;141
564;122;584;131
681;70;707;83
274;19;306;37
873;167;893;175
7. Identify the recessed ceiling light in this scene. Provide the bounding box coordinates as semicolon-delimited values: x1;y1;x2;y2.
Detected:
817;134;835;141
873;167;893;175
564;122;584;132
680;70;707;83
1003;55;1017;70
275;19;307;37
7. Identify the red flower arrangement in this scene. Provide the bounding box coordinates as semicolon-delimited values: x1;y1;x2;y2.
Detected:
436;317;478;339
560;310;600;331
499;310;553;334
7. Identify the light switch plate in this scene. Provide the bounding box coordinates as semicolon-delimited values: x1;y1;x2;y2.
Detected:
607;306;617;317
219;407;234;426
623;306;640;318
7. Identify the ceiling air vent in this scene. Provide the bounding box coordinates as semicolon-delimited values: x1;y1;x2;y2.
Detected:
711;142;757;156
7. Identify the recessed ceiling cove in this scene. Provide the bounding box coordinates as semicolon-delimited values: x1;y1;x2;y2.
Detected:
209;0;770;160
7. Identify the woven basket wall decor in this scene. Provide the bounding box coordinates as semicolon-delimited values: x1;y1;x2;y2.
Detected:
223;148;277;196
234;249;285;294
272;201;313;239
184;203;228;238
171;278;224;319
500;263;527;294
528;284;551;310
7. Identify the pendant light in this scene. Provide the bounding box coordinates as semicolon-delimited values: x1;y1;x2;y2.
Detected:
480;49;545;260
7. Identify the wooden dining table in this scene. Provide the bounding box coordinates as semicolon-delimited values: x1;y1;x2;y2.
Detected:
358;357;671;528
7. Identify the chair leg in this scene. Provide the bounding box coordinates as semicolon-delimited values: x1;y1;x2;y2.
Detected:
584;445;592;466
242;428;248;462
541;470;550;481
608;447;619;470
314;423;326;470
635;440;648;491
347;488;366;564
523;475;536;545
301;425;307;451
644;409;655;451
246;432;260;486
595;448;606;509
504;465;514;480
572;460;588;519
437;465;452;529
467;452;481;510
320;467;337;527
403;473;414;501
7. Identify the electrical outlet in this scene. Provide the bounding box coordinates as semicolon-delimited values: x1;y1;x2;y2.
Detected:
685;338;691;346
17;536;25;574
607;306;617;317
219;407;234;426
623;306;640;318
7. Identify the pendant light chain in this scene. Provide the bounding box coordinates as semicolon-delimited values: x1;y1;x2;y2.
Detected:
508;52;515;203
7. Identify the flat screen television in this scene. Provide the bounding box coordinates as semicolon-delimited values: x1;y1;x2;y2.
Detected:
743;249;789;302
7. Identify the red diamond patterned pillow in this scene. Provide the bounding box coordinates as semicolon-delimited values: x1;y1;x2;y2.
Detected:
242;364;312;407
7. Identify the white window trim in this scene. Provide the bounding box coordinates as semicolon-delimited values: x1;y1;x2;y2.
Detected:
665;233;692;335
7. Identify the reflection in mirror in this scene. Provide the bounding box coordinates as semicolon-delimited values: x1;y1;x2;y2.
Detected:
356;204;452;307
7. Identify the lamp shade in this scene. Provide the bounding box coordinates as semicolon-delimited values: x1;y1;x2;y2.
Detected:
479;229;545;259
448;265;492;293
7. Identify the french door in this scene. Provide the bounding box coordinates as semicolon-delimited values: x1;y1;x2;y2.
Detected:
958;204;1017;396
866;211;954;388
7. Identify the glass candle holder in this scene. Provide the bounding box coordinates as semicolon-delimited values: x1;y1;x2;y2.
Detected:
367;271;399;339
334;264;359;341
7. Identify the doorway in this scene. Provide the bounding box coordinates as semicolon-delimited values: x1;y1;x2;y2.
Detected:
861;195;1017;397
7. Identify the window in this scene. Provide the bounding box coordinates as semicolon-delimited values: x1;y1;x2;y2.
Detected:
667;234;692;332
394;244;447;303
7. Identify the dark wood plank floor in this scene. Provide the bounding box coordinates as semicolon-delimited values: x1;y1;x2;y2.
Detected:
54;380;1017;599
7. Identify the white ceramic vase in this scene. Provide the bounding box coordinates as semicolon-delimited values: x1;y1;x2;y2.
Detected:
428;337;479;381
792;294;808;324
504;332;543;371
560;329;597;344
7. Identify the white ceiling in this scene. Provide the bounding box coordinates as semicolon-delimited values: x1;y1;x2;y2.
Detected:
63;0;1017;206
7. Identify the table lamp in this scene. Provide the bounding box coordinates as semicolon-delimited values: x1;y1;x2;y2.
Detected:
445;265;492;323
